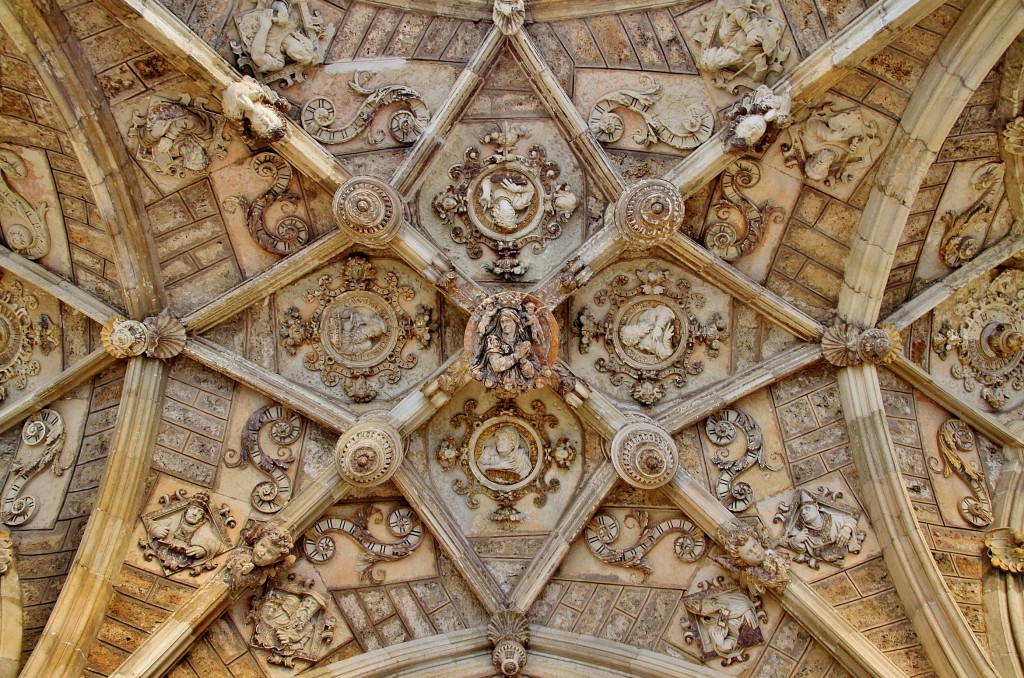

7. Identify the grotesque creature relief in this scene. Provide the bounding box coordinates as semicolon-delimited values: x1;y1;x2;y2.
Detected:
232;0;334;88
781;102;881;186
128;95;231;178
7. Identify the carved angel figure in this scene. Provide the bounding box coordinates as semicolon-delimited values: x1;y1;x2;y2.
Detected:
717;522;790;595
225;520;297;593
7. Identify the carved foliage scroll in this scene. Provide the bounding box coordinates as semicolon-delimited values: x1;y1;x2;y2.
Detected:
939;162;1005;268
0;146;50;259
930;419;993;527
701;159;784;260
585;510;706;581
225;405;304;515
589;76;714;152
301;72;431;146
2;409;68;527
301;505;423;582
706;409;783;512
224;151;311;256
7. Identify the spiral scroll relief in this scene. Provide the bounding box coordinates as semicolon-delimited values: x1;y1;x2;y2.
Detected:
333;177;402;246
610;422;679;489
335;420;404;486
615;179;685;249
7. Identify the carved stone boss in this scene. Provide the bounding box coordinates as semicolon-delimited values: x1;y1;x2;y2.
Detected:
128;94;231;179
2;409;69;527
139;489;235;576
985;527;1024;573
589;76;714;152
939;162;1004;268
224;151;311;256
301;504;422;582
246;573;334;667
334;420;405;487
716;521;790;596
225;405;304;515
488;609;529;676
706;408;782;512
585;510;706;582
0;278;58;400
492;0;525;35
101;314;185;360
232;0;334;88
694;0;791;92
225;519;297;593
821;321;901;367
930;419;993;527
933;270;1024;409
774;487;865;569
700;159;784;261
435;399;578;529
577;267;727;406
781;102;881;187
433;122;579;279
0;146;50;259
281;255;434;402
301;72;431;146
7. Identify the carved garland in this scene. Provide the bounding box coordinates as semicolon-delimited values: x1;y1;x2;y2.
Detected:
576;267;727;406
301;505;423;582
2;409;68;526
929;419;993;527
706;409;783;512
585;510;706;582
225;405;304;515
700;159;784;261
301;72;431;146
0;278;58;401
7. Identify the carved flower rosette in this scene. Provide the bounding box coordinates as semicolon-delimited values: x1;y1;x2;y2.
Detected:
434;398;578;530
433;123;579;280
575;267;727;405
281;255;434;402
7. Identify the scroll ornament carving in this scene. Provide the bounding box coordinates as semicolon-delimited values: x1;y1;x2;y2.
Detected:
615;179;684;250
701;159;784;261
716;521;790;596
128;94;231;178
932;271;1024;409
225;405;304;514
334;420;405;487
984;527;1024;573
231;0;334;88
332;177;402;246
492;0;525;35
433;123;579;279
585;510;706;581
0;528;11;576
695;0;791;93
435;399;578;530
466;292;558;397
223;151;311;256
589;75;714;152
722;85;792;152
225;519;297;594
774;487;865;569
939;162;1004;268
281;255;434;402
2;409;68;527
609;422;679;489
0;146;50;259
1004;117;1024;155
223;76;290;142
706;409;783;512
781;102;881;186
302;72;431;146
303;505;422;581
139;489;235;576
821;321;901;367
246;573;334;667
0;278;58;400
929;419;993;527
487;609;529;676
576;267;727;406
682;577;766;666
101;314;186;360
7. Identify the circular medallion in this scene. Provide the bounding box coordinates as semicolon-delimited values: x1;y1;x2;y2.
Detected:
468;416;542;492
319;291;399;369
610;422;678;489
615;179;684;249
335;420;404;486
468;164;544;240
0;302;29;372
611;297;687;370
964;304;1024;377
333;177;401;246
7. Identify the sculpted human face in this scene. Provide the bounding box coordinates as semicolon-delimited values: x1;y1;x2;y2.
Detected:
737;536;765;566
799;503;821;524
183;505;205;525
251;535;284;566
499;314;517;339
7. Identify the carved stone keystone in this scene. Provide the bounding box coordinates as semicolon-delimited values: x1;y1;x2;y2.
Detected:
333;177;402;246
821;321;900;367
334;420;404;486
615;179;685;249
492;0;525;35
609;421;678;489
101;314;186;360
487;609;529;676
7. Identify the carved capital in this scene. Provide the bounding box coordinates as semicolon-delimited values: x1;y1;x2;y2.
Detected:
101;314;186;360
821;321;900;367
487;609;529;676
335;420;404;486
610;421;678;489
333;177;402;246
615;179;684;249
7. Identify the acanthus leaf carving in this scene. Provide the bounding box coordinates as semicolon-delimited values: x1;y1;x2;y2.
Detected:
281;255;433;402
774;487;865;569
694;0;792;93
246;573;335;667
0;277;58;401
301;72;431;146
588;75;714;152
576;267;727;406
434;398;577;530
127;94;231;179
225;405;304;515
433;123;578;279
0;146;50;259
231;0;334;88
2;409;69;526
780;102;881;187
224;151;311;255
301;504;423;582
585;510;706;581
681;576;766;666
225;519;297;594
929;419;993;527
701;159;784;260
938;162;1005;268
706;408;782;512
139;489;235;576
1004;116;1024;156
